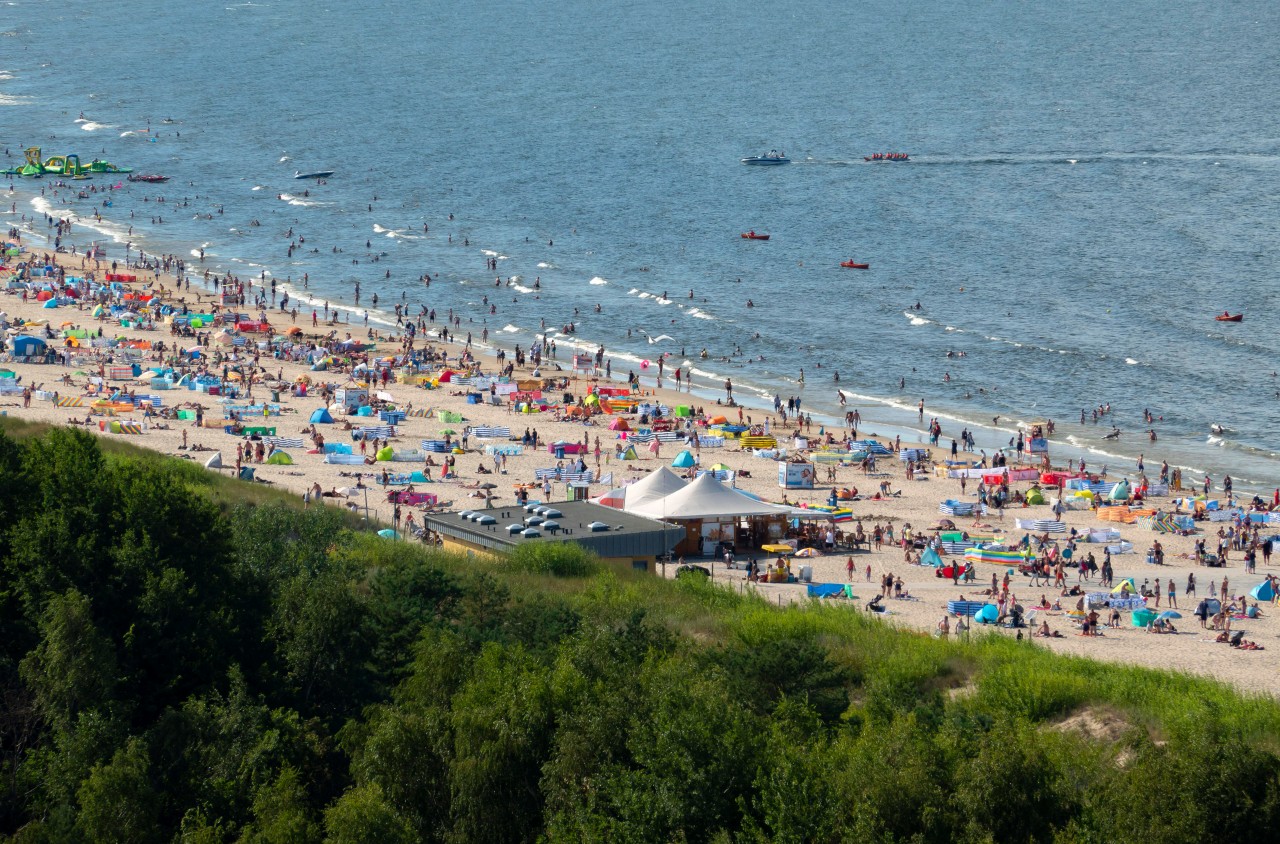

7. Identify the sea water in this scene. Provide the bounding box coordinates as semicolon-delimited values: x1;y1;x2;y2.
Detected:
4;0;1280;488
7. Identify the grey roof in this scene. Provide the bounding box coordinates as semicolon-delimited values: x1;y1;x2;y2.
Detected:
423;500;679;559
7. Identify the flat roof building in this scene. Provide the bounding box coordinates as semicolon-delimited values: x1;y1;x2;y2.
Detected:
422;500;679;569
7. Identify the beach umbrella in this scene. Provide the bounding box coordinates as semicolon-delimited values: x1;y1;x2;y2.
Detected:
709;463;731;472
479;482;498;490
1157;610;1182;620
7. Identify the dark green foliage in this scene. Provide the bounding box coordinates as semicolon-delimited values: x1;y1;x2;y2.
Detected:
3;427;1280;842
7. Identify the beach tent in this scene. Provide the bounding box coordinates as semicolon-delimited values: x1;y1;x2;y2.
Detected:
1108;480;1131;502
1025;488;1046;505
266;450;293;465
1250;580;1276;602
1110;577;1137;595
672;450;697;469
629;473;792;520
591;488;627;509
11;335;46;356
203;451;223;470
608;417;630;431
619;444;639;460
620;466;687;511
921;547;944;568
310;407;334;424
376;446;395;461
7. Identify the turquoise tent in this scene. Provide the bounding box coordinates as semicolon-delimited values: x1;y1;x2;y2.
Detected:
1250;580;1275;602
921;547;944;568
310;407;334;423
672;450;696;469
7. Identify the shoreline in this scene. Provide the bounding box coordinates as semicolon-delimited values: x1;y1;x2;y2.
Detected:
6;180;1264;494
4;223;1280;697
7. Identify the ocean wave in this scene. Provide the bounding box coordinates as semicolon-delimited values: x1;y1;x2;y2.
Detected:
278;193;322;207
536;261;556;269
511;283;533;293
501;324;520;333
481;249;508;259
647;333;675;343
79;121;108;131
279;155;290;162
589;276;608;285
251;185;264;191
1124;358;1139;365
685;308;715;320
0;93;31;105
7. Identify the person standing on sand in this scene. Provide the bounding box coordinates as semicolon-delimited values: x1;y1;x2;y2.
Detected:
1167;579;1177;609
846;557;855;582
724;378;733;401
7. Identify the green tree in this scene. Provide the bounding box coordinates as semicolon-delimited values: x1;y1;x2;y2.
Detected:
322;783;414;844
20;590;116;734
75;736;163;844
237;767;320;844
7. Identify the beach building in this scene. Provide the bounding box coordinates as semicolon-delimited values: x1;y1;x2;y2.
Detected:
422;500;678;570
627;473;796;557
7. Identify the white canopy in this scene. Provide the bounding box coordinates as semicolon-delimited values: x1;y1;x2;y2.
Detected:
621;466;688;511
629;473;792;520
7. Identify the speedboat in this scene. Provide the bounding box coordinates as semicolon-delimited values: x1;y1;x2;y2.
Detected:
840;260;870;269
1215;312;1243;322
294;170;334;179
741;231;770;240
742;151;790;165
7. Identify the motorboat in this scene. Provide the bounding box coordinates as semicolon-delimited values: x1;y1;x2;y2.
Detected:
294;170;334;179
840;260;870;269
864;153;910;162
127;174;169;183
741;231;770;240
1215;312;1243;322
742;150;790;165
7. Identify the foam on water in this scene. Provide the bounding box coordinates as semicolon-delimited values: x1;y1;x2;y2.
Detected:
589;276;608;285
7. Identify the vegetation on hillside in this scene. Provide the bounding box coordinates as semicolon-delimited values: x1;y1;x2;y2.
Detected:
1;426;1279;843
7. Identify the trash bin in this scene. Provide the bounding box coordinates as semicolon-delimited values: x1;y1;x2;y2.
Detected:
555;446;565;459
271;389;280;403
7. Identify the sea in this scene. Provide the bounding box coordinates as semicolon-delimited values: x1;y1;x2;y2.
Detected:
4;0;1280;490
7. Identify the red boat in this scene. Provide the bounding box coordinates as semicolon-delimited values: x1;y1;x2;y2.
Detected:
741;231;770;240
1215;312;1244;322
840;260;870;269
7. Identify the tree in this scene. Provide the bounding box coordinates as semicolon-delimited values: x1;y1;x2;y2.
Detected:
322;783;414;844
19;590;117;733
75;737;163;844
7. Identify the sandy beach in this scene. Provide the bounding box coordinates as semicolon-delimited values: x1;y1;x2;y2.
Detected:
4;209;1280;698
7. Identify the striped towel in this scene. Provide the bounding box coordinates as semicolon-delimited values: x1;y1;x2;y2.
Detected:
324;453;368;465
57;396;86;407
470;426;512;439
656;431;683;442
354;425;395;440
264;437;305;449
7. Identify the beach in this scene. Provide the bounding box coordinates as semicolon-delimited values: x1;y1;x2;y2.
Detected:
5;205;1280;698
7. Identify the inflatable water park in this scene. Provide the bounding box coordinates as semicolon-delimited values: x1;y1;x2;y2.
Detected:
1;147;131;178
